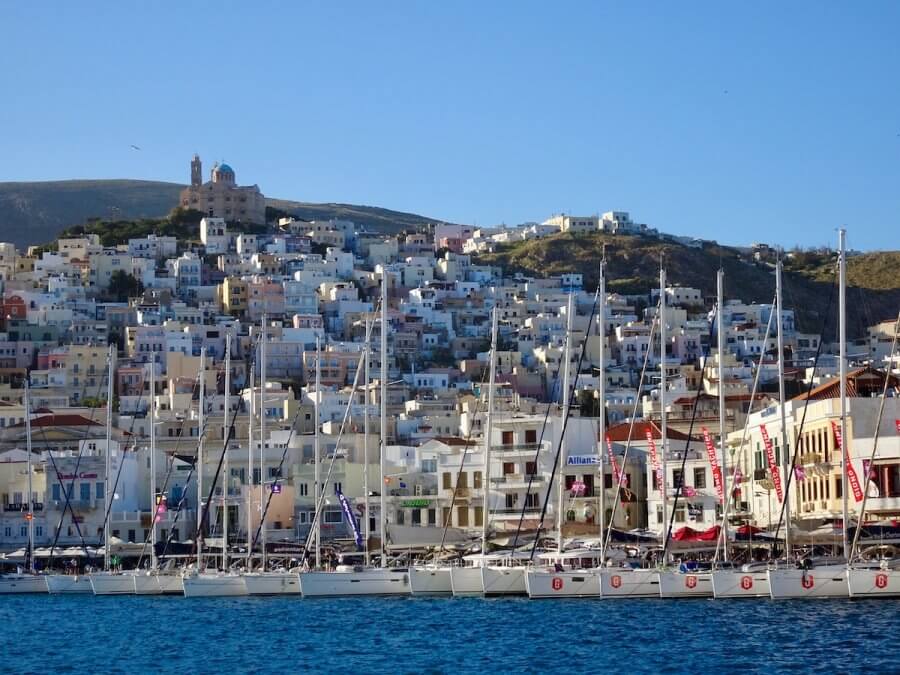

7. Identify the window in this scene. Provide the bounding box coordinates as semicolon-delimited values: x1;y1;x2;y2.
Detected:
80;483;91;501
35;525;43;538
693;468;706;489
128;529;136;542
503;462;515;475
675;508;686;523
525;461;537;476
428;508;436;526
333;482;342;495
473;471;482;489
299;483;308;497
412;509;421;526
3;527;10;537
457;506;469;527
324;511;342;524
505;493;518;509
442;472;452;490
396;510;405;525
525;492;539;508
474;506;483;526
672;469;683;488
96;482;105;499
656;505;664;524
442;507;451;527
422;459;437;473
525;429;537;444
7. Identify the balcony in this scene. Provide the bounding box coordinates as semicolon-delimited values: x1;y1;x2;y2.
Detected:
494;442;548;456
493;506;542;518
4;502;44;512
490;474;545;489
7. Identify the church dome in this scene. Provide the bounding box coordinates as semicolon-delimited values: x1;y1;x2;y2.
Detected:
217;163;234;174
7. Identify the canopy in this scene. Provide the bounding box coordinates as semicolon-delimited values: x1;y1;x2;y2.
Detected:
672;525;721;542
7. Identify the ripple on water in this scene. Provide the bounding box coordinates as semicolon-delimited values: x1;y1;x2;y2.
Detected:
1;596;898;673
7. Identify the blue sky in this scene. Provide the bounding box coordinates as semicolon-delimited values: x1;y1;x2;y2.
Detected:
2;2;898;250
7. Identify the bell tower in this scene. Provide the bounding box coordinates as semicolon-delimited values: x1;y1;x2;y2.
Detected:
190;154;202;187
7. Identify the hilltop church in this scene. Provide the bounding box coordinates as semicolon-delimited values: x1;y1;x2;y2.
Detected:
178;155;266;224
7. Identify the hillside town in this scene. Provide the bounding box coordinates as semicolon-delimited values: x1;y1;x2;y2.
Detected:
0;157;898;579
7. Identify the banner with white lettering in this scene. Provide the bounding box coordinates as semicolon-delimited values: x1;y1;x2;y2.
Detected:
604;434;625;486
701;427;725;504
759;425;784;502
644;429;664;493
336;490;363;549
831;420;863;503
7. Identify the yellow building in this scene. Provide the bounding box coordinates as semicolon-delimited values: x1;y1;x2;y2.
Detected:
219;277;248;317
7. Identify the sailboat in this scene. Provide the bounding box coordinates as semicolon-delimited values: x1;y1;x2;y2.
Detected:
846;313;900;598
525;292;602;599
183;334;248;597
299;268;410;597
711;271;778;599
244;322;301;596
0;378;48;594
768;229;850;599
90;346;140;595
448;307;500;597
656;267;714;598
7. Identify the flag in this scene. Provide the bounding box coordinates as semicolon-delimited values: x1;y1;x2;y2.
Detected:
759;425;784;502
336;490;363;549
794;466;806;482
832;420;863;503
605;434;625;486
644;429;664;494
701;427;725;504
682;486;697;498
570;480;586;496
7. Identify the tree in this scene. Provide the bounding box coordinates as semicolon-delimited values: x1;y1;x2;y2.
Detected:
107;270;144;302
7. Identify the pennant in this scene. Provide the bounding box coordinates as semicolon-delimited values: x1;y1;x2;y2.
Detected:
644;429;664;493
701;427;725;504
336;490;363;549
832;420;863;503
604;434;625;486
759;425;784;502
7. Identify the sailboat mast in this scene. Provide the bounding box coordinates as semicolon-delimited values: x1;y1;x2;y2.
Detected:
260;317;267;570
717;270;728;561
104;343;114;570
314;335;321;569
24;378;34;573
197;347;205;566
659;267;669;537
363;318;371;567
839;228;849;560
247;338;254;568
598;260;607;561
379;269;388;568
483;307;499;556
223;333;230;571
150;355;158;571
775;260;792;557
557;294;574;554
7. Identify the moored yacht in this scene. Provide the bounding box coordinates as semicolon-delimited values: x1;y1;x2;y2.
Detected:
45;573;94;594
657;562;714;598
408;564;452;596
89;571;136;595
243;569;301;596
599;566;660;598
182;569;248;597
846;562;900;598
299;564;410;597
133;569;184;595
525;549;605;599
710;562;771;598
0;572;47;594
767;558;849;599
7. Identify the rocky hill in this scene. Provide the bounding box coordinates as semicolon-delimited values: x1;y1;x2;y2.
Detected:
0;179;446;249
475;232;900;340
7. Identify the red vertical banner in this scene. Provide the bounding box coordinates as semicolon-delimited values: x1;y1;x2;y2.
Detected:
759;425;784;502
895;419;900;435
605;434;625;486
701;427;725;504
832;420;863;503
644;429;664;494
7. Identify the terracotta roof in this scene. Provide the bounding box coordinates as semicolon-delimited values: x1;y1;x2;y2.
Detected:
605;420;699;442
10;414;102;429
792;367;899;402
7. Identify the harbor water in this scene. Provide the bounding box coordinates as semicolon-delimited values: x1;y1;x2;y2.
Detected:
2;595;897;673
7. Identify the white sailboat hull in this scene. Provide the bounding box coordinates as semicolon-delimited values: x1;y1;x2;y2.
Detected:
450;566;483;596
525;569;600;598
711;569;771;598
408;566;452;595
846;567;900;598
182;572;248;597
599;568;660;598
299;568;410;597
45;574;94;594
243;572;301;596
657;571;714;598
767;565;849;599
89;572;136;595
133;572;184;595
481;566;527;596
0;573;47;594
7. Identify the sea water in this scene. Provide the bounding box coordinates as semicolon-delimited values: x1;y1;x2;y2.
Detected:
1;596;896;673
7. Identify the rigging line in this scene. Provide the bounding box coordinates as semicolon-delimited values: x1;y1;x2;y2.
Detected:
44;354;113;564
191;335;254;569
255;300;379;554
300;318;374;563
601;303;661;558
849;310;900;560
437;359;491;555
712;296;777;562
661;305;719;562
528;276;603;562
771;268;838;556
136;367;204;568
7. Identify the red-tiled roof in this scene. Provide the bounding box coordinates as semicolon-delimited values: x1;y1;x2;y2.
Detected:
10;414;102;429
605;420;699;442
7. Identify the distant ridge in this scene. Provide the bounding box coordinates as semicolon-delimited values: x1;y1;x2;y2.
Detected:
0;179;448;249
